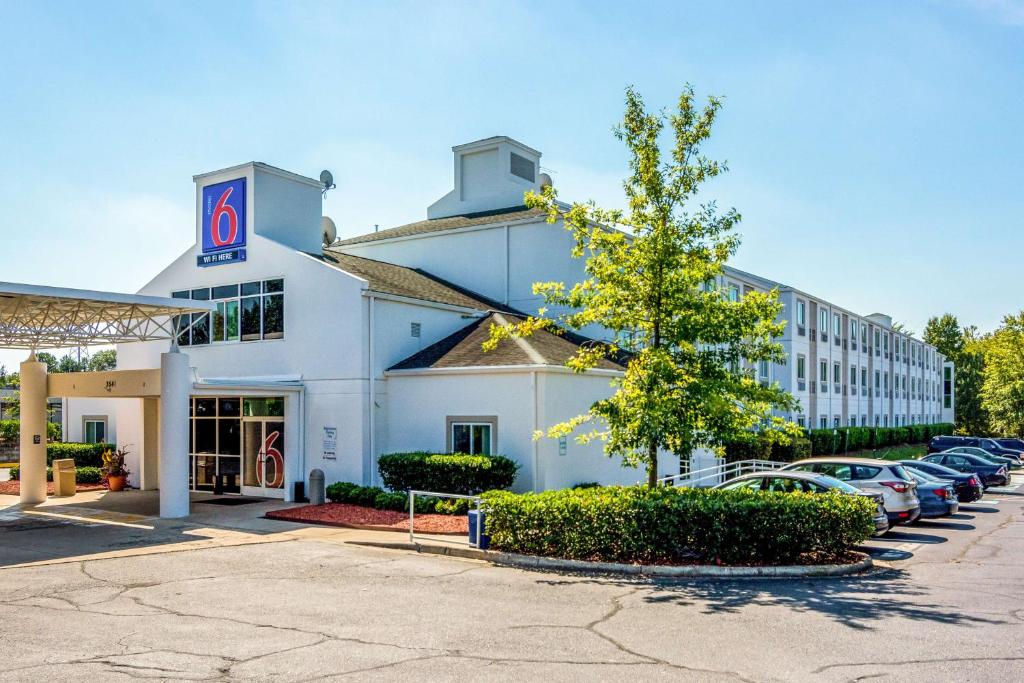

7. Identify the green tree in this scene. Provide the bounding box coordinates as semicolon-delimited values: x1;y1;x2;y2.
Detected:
34;352;58;373
88;349;117;371
924;314;988;434
487;85;800;487
978;314;1024;436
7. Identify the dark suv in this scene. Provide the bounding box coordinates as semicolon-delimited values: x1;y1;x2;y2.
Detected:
929;435;1024;459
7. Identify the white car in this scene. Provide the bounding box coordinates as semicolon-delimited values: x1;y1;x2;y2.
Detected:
781;457;921;525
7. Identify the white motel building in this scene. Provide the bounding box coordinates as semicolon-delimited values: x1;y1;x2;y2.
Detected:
59;136;955;504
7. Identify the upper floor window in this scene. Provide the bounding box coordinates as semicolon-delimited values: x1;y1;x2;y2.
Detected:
833;313;841;337
173;278;284;346
796;354;806;380
819;308;828;333
727;284;740;302
861;323;868;344
796;300;806;327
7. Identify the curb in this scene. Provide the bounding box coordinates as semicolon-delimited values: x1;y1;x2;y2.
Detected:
348;540;873;578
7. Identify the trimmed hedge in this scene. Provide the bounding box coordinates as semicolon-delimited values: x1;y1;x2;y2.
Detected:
8;465;104;484
325;481;470;515
481;485;876;565
723;437;810;464
726;423;954;462
46;442;114;467
377;452;518;495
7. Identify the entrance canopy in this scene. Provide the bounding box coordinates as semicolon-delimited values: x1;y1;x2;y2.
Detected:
0;281;215;349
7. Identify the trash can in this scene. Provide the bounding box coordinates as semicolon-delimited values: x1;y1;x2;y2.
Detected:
308;469;325;505
53;459;76;497
468;509;490;549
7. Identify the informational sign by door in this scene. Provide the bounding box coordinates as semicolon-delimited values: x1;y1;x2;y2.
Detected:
322;427;337;460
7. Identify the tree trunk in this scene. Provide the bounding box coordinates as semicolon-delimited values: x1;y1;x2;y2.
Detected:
646;441;659;488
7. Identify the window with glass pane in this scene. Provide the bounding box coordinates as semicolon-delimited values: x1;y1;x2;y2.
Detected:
262;294;284;339
84;419;106;443
190;312;210;345
796;355;805;379
241;296;261;340
451;423;492;455
796;301;805;326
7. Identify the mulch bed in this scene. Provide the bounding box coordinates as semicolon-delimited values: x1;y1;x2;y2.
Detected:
266;503;470;535
0;480;109;496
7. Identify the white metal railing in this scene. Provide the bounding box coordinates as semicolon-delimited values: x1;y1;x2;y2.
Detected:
658;459;785;488
408;490;485;548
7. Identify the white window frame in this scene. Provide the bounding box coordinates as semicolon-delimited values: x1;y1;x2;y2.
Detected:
446;416;497;455
82;415;108;444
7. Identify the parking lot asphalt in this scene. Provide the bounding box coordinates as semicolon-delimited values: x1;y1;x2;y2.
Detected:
1;477;1022;682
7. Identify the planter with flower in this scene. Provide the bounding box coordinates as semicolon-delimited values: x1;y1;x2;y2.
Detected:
101;446;130;491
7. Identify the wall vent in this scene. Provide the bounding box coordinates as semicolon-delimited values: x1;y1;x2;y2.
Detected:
510;152;535;182
410;322;421;338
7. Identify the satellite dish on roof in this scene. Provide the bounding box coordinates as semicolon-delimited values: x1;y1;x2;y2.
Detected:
539;172;553;190
321;216;338;246
320;170;336;196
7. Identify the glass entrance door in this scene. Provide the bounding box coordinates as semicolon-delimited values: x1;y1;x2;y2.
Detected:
242;419;285;498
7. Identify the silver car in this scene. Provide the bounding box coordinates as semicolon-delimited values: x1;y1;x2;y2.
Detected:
782;458;921;525
715;470;889;535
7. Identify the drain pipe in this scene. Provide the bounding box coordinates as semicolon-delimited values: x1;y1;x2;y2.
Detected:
531;370;540;492
368;294;377;487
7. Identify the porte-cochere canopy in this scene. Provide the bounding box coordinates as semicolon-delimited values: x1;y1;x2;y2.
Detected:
0;281;214;349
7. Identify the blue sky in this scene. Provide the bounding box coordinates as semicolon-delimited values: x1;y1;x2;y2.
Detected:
1;0;1022;369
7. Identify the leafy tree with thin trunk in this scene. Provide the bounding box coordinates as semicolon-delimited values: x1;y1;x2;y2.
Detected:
924;313;989;435
978;313;1024;436
486;85;800;487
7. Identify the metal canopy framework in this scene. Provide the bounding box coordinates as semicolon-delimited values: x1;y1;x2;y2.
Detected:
0;281;216;350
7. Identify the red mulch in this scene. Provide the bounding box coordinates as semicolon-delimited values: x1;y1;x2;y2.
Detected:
266;503;470;535
0;480;108;496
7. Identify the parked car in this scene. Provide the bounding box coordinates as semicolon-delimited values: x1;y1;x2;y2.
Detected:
942;446;1021;470
921;452;1009;488
994;438;1024;452
905;470;958;518
714;471;889;535
929;435;1023;463
897;459;984;503
781;458;920;525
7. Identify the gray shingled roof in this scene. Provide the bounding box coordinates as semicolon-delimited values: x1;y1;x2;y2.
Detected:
389;312;626;372
316;251;516;311
336;206;546;246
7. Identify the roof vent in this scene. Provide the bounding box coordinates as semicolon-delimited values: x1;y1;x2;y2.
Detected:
511;152;535;182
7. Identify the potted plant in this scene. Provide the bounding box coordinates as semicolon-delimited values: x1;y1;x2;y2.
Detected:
101;446;130;492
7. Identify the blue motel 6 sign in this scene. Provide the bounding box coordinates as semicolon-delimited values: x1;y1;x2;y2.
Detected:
198;178;247;267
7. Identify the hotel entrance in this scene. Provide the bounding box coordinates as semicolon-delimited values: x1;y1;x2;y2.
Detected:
189;396;286;498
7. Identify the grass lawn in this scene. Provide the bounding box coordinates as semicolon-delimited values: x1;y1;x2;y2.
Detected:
821;443;927;461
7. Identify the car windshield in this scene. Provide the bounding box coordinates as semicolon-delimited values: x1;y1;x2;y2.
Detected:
718;477;761;491
814;475;860;494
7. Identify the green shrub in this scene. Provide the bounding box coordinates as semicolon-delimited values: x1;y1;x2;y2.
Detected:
722;438;772;462
325;481;468;516
377;452;518;495
771;437;811;462
46;442;114;468
434;498;470;515
482;485;875;565
8;465;103;484
572;481;602;489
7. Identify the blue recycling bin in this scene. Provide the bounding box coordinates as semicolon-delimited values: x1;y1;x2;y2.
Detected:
468;509;490;549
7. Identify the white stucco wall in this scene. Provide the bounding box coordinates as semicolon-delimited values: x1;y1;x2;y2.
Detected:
384;367;678;493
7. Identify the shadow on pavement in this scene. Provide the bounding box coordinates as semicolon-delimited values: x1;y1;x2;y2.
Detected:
538;569;1007;631
871;529;948;544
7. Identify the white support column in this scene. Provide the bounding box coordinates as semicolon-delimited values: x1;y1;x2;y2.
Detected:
19;354;48;505
159;350;190;518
